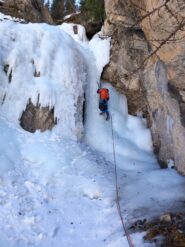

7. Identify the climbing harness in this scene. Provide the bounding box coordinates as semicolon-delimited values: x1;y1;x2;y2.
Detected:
110;115;135;247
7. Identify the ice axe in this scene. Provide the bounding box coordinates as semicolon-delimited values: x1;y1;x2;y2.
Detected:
97;81;102;90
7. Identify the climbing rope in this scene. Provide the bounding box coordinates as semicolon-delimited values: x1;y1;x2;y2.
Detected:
110;115;135;247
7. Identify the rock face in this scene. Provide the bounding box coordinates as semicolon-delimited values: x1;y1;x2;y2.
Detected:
102;0;185;174
0;0;53;23
20;101;57;133
102;0;149;114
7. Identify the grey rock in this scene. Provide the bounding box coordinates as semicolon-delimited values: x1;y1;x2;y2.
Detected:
102;0;185;174
0;0;53;23
20;100;57;133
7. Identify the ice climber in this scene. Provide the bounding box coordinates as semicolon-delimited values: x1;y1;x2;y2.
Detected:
97;87;110;120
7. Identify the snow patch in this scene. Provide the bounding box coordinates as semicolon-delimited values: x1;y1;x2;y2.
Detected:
0;12;24;22
60;23;88;42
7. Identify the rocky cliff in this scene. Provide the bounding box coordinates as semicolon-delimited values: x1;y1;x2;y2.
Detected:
0;0;52;23
102;0;185;174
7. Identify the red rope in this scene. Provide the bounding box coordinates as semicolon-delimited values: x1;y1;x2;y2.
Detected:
110;115;135;247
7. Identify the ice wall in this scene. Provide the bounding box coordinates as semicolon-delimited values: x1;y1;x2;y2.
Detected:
0;20;88;139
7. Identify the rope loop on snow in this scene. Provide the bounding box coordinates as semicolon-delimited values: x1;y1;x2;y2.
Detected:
110;115;135;247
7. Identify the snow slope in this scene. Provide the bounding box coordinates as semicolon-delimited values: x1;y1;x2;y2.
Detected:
0;118;129;247
0;14;185;247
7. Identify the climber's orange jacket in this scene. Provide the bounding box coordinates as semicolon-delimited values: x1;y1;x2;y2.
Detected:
97;88;109;100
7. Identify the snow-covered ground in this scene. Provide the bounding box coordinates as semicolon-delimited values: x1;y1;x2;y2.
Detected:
0;12;24;22
0;14;185;247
